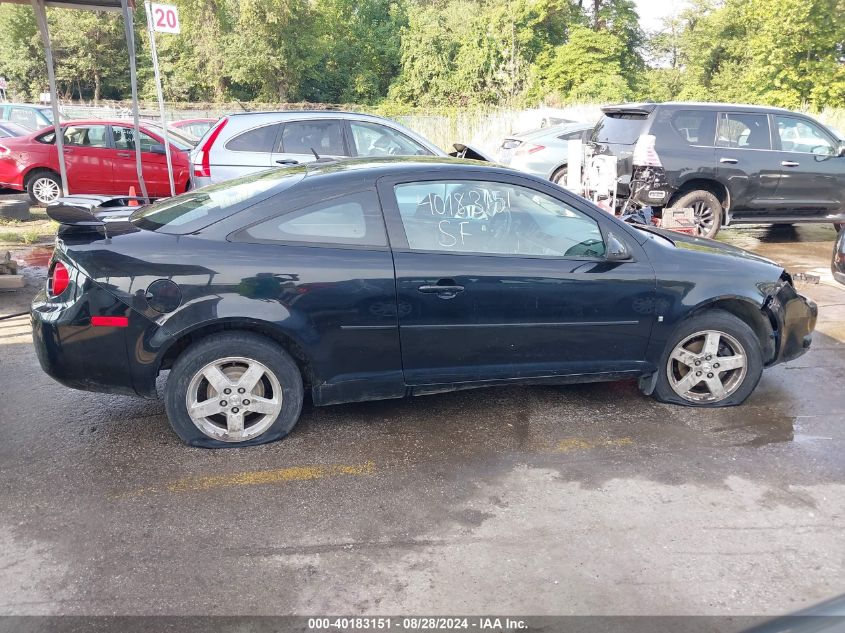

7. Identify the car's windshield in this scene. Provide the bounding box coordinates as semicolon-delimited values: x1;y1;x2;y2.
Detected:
131;167;306;234
144;123;198;149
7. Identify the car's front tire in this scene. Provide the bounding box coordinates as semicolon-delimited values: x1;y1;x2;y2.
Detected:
669;190;723;239
653;310;763;407
26;169;62;206
551;165;568;186
164;331;304;448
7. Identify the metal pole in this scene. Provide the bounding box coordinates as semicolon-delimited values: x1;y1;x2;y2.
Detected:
31;0;68;197
120;0;149;202
144;1;175;197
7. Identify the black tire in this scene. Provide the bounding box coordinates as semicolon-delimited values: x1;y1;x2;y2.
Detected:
653;310;763;408
551;165;568;186
669;190;723;239
26;169;62;206
834;223;843;233
164;331;304;448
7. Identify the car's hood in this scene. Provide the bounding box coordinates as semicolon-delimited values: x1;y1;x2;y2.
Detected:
639;226;780;267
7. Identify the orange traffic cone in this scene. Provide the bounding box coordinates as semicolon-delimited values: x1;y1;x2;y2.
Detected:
128;186;139;207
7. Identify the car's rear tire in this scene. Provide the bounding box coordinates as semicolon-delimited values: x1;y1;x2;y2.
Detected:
26;170;61;206
164;331;304;448
834;223;843;233
669;190;723;239
653;310;763;408
551;165;568;186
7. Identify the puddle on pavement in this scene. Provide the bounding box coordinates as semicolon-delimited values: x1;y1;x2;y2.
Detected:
710;407;796;447
16;246;54;269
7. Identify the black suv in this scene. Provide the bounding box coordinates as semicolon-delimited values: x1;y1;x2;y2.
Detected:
589;102;845;238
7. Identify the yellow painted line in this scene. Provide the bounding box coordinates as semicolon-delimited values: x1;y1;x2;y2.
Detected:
555;437;635;453
119;461;375;497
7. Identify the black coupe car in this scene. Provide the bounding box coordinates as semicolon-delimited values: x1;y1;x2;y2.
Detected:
32;158;817;447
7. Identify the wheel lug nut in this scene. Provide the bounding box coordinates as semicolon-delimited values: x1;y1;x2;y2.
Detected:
220;400;227;406
707;372;714;378
713;363;720;368
238;388;246;394
696;371;702;376
694;361;701;366
243;399;250;405
706;355;712;360
232;407;239;413
223;388;231;395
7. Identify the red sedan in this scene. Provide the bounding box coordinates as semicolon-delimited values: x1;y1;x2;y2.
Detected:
171;118;217;139
0;119;194;205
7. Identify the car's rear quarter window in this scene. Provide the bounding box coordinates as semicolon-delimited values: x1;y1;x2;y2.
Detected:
131;167;306;234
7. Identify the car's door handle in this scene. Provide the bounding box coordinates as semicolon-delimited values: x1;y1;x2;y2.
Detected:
418;283;465;297
275;159;299;165
116;151;132;158
781;160;800;167
719;157;738;164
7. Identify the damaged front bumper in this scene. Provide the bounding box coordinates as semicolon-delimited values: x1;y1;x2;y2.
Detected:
765;276;817;366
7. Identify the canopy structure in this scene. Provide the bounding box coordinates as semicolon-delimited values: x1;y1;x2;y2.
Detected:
0;0;149;201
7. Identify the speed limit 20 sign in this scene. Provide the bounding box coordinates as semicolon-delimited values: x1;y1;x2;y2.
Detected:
149;3;180;34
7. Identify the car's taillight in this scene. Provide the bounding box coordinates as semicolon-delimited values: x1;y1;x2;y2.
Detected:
193;117;228;178
632;134;662;167
48;261;70;296
515;143;545;155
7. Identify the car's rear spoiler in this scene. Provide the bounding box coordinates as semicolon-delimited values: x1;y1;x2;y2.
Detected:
600;104;657;116
46;195;149;227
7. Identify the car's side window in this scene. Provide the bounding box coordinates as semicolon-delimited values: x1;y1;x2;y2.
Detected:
225;123;280;153
350;121;431;157
237;191;387;247
671;110;716;145
775;116;836;156
62;125;108;148
393;180;605;258
277;120;347;156
716;113;771;150
113;127;161;152
557;131;583;141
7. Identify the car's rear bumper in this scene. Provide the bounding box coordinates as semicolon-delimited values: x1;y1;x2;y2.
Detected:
30;276;152;397
766;281;817;366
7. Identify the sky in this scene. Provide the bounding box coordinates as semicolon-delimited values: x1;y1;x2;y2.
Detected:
634;0;691;33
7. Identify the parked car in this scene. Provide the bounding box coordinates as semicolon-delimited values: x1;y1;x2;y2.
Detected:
190;111;445;187
588;102;845;238
497;122;593;184
833;227;845;285
0;121;30;138
171;117;217;139
33;157;816;447
0;119;194;205
0;103;64;131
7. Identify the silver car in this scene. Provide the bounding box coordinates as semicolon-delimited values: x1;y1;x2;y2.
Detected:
497;122;593;184
191;111;445;186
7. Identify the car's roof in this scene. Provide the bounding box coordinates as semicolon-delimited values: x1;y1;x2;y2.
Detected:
508;121;593;140
301;156;513;180
1;103;51;109
603;101;803;115
172;118;217;124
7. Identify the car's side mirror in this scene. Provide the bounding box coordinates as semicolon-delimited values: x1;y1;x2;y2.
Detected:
148;143;167;155
605;232;632;261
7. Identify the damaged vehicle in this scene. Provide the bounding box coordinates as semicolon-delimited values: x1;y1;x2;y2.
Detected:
32;158;816;447
588;102;845;238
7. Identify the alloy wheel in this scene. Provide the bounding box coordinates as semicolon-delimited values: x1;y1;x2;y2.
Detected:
32;177;60;204
186;356;283;442
666;330;747;403
690;200;715;237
